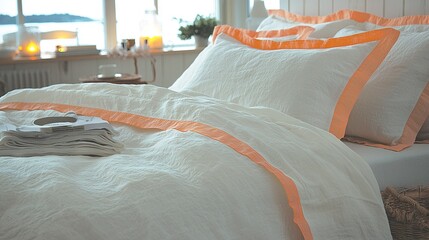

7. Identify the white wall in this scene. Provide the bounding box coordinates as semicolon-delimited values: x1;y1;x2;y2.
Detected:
220;0;249;28
279;0;429;17
0;50;201;93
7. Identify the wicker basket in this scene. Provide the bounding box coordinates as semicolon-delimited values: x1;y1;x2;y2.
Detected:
381;186;429;240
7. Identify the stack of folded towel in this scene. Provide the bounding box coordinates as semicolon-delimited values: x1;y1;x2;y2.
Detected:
0;113;123;157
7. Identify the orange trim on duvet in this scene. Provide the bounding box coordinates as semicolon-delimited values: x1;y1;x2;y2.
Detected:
268;9;429;25
0;102;314;240
213;26;399;139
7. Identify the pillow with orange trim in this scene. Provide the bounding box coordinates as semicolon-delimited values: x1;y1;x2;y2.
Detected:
228;25;314;40
417;118;429;142
170;25;399;139
261;9;429;38
169;26;314;92
262;9;429;149
332;27;429;150
331;11;429;147
267;9;429;32
257;15;358;38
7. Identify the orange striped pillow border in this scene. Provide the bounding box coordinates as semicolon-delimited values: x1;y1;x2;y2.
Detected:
212;26;400;139
268;9;429;26
212;25;314;42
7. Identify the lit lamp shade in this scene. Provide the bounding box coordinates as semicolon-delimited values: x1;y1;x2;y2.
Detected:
139;10;163;49
17;26;41;57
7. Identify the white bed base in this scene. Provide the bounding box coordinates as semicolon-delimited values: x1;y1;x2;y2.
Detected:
279;0;429;17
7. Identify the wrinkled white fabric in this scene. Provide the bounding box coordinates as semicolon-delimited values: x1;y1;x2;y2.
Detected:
257;15;357;38
171;33;378;134
0;84;391;240
417;118;429;141
335;27;429;146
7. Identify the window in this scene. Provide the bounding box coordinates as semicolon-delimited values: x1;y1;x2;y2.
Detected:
157;0;217;47
115;1;153;42
115;0;218;48
260;0;280;9
249;0;280;12
0;0;104;53
0;0;17;47
1;0;275;54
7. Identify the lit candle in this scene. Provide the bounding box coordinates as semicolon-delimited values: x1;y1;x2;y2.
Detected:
24;41;40;55
17;26;41;58
139;35;163;49
139;4;163;50
18;40;40;57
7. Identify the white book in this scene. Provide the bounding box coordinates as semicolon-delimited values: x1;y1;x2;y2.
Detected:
63;45;98;51
55;49;100;57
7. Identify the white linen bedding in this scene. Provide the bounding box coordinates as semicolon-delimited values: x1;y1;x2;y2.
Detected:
0;84;392;240
345;142;429;190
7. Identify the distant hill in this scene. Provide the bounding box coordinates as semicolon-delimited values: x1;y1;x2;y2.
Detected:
0;14;94;24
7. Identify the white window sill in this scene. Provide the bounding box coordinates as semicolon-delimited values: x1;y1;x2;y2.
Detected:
0;46;204;65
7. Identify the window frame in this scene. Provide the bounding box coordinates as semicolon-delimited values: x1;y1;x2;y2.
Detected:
10;0;263;51
92;0;225;50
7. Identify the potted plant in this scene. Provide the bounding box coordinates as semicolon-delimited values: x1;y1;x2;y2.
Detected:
177;15;218;48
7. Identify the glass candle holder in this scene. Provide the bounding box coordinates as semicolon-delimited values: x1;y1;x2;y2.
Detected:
17;26;41;58
139;6;163;49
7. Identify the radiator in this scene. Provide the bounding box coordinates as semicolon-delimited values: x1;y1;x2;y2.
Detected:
0;69;50;96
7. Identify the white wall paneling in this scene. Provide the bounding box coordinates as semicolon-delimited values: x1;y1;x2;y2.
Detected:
284;0;428;16
426;0;429;14
183;52;200;71
365;0;384;16
220;0;248;28
152;56;164;86
384;0;404;18
404;0;426;15
333;0;349;12
348;0;366;12
305;0;319;16
319;0;334;15
279;0;290;12
67;59;99;84
290;0;305;15
161;55;184;87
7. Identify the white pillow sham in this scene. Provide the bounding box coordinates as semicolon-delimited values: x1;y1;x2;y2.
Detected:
170;26;314;92
417;118;429;142
354;21;429;32
264;9;429;150
171;26;399;139
265;9;429;37
335;27;429;151
257;15;357;38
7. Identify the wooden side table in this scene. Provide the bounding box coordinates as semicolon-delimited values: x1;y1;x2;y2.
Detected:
79;73;147;84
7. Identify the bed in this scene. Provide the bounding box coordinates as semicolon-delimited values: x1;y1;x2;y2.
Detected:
345;142;429;190
0;2;428;240
255;3;429;193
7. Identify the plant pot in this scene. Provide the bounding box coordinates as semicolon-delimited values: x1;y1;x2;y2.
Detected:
194;36;209;48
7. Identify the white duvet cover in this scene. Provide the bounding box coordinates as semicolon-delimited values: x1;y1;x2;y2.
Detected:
0;84;391;240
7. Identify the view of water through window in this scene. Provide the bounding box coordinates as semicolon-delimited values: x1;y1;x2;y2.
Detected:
0;0;281;52
0;0;104;51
